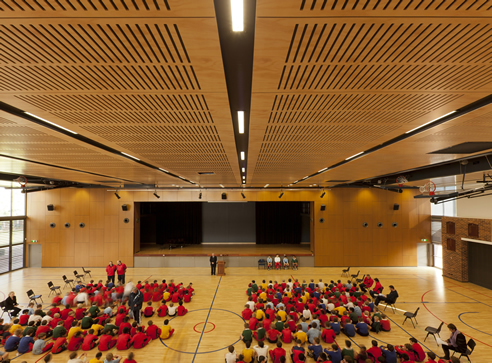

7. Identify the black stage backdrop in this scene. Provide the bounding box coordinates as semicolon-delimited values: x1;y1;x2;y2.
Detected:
140;202;202;245
255;202;303;244
468;242;492;289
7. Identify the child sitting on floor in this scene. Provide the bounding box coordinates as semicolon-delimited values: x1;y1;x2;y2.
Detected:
143;302;154;318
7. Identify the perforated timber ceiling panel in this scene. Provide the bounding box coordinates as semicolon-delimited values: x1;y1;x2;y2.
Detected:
0;0;240;186
248;0;492;186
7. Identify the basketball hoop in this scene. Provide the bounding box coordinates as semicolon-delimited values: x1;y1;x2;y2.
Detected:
15;176;27;188
396;175;408;187
420;181;437;196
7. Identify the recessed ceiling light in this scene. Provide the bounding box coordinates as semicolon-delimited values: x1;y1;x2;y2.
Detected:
25;112;78;135
238;111;245;134
240;151;245;160
264;184;269;188
231;0;244;32
405;111;456;134
242;167;245;173
121;152;140;161
345;151;364;160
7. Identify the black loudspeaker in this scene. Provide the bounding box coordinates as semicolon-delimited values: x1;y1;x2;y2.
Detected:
47;204;54;211
122;204;128;211
320;204;326;211
393;203;400;211
221;193;227;200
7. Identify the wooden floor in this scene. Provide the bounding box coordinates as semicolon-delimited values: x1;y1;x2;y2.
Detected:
1;266;491;363
135;243;313;256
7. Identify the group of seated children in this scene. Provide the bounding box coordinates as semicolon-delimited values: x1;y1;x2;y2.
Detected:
0;278;193;358
239;278;459;363
266;255;298;270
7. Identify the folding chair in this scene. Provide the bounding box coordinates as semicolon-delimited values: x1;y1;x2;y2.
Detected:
0;300;13;319
63;275;74;290
356;274;366;285
341;266;350;277
82;267;92;278
383;297;398;313
26;289;43;304
47;281;61;297
350;270;360;282
73;270;84;281
402;307;419;328
258;259;266;269
424;322;443;343
454;338;476;362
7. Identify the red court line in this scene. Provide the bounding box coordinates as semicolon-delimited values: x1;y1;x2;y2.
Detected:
421;288;492;348
193;322;216;334
35;352;50;363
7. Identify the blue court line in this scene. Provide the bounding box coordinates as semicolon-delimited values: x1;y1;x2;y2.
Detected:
446;288;492;308
368;333;391;346
191;276;222;362
348;335;360;348
458;312;492;337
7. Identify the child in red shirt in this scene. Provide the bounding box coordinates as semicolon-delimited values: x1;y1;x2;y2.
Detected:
98;329;117;351
410;337;426;362
152;288;162;302
82;329;99;350
269;341;286;363
52;336;68;354
119;317;132;335
183;290;192;303
146;321;161;340
380;314;391;331
157;301;168;317
280;323;292;343
122;351;137;363
267;326;280;343
60;305;73;320
321;323;336;343
242;305;253;320
75;305;86;320
68;332;84;351
177;301;188;316
130;327;150;349
425;351;438;363
49;304;61;316
143;302;154;318
52;294;63;306
116;327;132;350
19;310;29;326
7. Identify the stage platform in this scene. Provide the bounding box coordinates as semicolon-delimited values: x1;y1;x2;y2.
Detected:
134;243;314;268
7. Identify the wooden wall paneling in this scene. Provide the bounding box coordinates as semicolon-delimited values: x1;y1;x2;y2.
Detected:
104;192;121;216
89;189;105;202
74;242;90;266
360;242;374;265
343;201;358;228
90;202;105;229
104;216;119;243
59;227;75;258
45;190;61;216
45;215;61;243
89;229;104;257
119;207;133;230
74;216;90;243
103;243;119;265
357;223;372;242
325;215;345;241
30;201;47;231
42;242;59;267
387;241;403;266
133;192;150;202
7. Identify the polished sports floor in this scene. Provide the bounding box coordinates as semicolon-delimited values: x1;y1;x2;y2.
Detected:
1;266;491;362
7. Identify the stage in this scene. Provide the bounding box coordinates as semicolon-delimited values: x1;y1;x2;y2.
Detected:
133;243;314;268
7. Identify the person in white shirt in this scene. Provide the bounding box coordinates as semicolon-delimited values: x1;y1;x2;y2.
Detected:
76;292;89;306
67;351;87;363
253;341;269;361
287;279;294;289
274;255;281;270
327;302;335;312
168;303;177;316
225;345;237;363
318;279;324;290
41;312;53;324
246;299;255;312
302;307;312;320
28;311;43;324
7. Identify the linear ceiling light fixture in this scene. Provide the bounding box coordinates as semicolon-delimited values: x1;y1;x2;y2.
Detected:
405;111;457;134
345;152;364;161
121;152;140;161
238;111;245;134
24;112;78;135
231;0;244;31
318;167;328;173
240;151;245;160
158;168;168;172
242;167;245;173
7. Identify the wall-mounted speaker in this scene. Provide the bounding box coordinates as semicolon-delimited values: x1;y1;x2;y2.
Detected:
124;218;130;224
392;222;398;228
122;204;128;211
47;204;54;211
362;222;369;228
377;222;383;228
64;223;70;228
393;203;400;211
319;218;324;223
49;223;56;228
79;223;85;228
221;193;227;200
320;204;326;211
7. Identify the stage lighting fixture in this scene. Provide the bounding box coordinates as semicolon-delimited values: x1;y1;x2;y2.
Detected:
279;192;284;199
241;192;246;199
320;191;325;198
114;192;120;199
199;192;202;199
153;192;160;199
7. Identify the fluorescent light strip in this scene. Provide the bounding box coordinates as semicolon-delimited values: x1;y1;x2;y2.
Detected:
318;167;328;173
25;112;78;135
238;111;245;134
220;184;225;188
121;152;140;161
242;167;245;172
240;151;245;160
159;168;168;172
345;151;364;160
264;184;269;188
405;111;457;134
231;0;244;31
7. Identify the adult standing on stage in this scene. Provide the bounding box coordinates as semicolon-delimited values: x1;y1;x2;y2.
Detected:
210;253;218;276
4;291;21;316
128;287;143;325
116;260;127;284
106;261;117;284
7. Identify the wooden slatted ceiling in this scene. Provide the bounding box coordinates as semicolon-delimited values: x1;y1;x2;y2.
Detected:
0;2;240;187
248;1;492;186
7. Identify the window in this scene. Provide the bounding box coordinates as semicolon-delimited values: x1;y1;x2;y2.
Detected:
0;181;26;274
468;223;479;238
430;186;457;217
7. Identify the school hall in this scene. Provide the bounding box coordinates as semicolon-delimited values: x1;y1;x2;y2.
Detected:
0;0;492;362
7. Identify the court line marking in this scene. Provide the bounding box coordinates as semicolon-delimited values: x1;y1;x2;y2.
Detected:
159;308;244;354
458;312;492;337
193;322;216;334
448;285;492;300
191;276;221;362
446;288;492;308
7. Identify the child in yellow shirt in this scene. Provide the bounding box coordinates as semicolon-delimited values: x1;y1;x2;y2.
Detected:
160;319;174;339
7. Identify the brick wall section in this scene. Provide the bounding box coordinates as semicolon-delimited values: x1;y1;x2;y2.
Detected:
441;217;491;282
